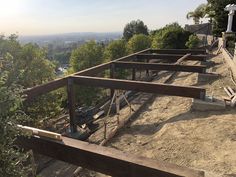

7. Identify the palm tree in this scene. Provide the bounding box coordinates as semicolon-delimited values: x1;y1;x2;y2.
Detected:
186;4;207;24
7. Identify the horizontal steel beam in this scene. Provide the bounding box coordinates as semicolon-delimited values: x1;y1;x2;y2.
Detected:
73;48;151;76
72;76;206;99
136;54;207;61
23;78;67;99
149;49;206;55
16;135;204;177
23;49;151;99
113;61;206;73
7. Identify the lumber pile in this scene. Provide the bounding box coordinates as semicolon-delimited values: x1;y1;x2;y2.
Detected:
223;86;236;107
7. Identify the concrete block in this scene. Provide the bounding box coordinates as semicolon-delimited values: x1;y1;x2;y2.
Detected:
191;97;226;111
198;73;219;83
200;61;216;68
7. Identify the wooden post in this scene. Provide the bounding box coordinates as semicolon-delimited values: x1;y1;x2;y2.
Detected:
67;77;77;133
110;63;115;98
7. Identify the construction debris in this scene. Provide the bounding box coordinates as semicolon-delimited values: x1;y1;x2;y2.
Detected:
224;86;236;107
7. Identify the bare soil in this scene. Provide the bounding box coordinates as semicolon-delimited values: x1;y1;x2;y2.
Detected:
103;53;236;177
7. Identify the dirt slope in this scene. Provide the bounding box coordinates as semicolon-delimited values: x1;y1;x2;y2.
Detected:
105;53;236;177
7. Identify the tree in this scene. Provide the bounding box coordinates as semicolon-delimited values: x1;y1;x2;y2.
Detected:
70;41;104;72
0;35;63;125
104;39;128;79
103;39;127;61
0;56;30;177
152;23;192;49
127;34;151;53
186;34;200;49
123;20;149;41
70;41;105;105
207;0;236;36
186;4;207;24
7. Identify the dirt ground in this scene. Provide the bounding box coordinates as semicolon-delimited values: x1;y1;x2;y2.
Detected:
39;53;236;177
99;53;236;177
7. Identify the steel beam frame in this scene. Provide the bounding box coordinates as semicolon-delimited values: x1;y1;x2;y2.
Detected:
23;48;207;134
16;135;204;177
149;49;206;55
136;54;207;61
23;48;150;98
23;49;207;99
19;49;208;175
72;76;206;99
114;61;206;73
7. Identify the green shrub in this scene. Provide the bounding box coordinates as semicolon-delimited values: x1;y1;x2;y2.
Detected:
152;23;192;49
186;34;200;49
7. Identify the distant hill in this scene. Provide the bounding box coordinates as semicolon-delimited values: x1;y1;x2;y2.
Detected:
19;32;122;46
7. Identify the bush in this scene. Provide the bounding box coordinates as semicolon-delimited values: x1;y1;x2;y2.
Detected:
152;23;192;49
127;34;151;53
186;34;200;49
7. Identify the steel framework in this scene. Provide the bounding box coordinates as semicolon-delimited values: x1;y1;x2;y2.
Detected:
20;48;208;177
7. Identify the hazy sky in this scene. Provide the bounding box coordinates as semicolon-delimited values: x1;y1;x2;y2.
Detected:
0;0;207;36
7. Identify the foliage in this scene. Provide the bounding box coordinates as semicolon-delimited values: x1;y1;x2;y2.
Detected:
103;39;127;61
207;0;236;36
123;20;149;41
0;57;30;177
53;51;71;65
186;3;207;24
152;23;192;49
127;34;151;53
70;41;104;72
186;34;200;49
103;39;128;79
0;35;63;125
70;41;105;105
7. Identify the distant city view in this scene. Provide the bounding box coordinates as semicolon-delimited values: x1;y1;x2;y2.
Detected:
18;32;122;46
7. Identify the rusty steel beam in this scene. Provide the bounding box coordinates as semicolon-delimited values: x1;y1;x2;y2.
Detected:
72;76;206;99
23;49;151;99
67;78;77;133
23;77;67;99
113;61;206;73
73;48;151;76
16;135;204;177
149;49;206;55
136;54;207;61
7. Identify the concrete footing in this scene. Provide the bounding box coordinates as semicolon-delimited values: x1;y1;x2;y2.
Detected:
191;96;226;111
198;73;219;83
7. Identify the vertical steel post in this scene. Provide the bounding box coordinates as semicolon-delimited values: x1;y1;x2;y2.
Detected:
132;56;136;80
110;63;115;98
67;77;77;133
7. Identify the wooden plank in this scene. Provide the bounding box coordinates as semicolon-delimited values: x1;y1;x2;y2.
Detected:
72;76;206;99
175;53;191;64
149;49;206;55
16;135;204;177
113;61;206;73
17;125;62;141
136;54;207;61
224;87;234;99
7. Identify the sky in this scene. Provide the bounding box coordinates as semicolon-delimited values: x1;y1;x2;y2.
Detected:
0;0;208;36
